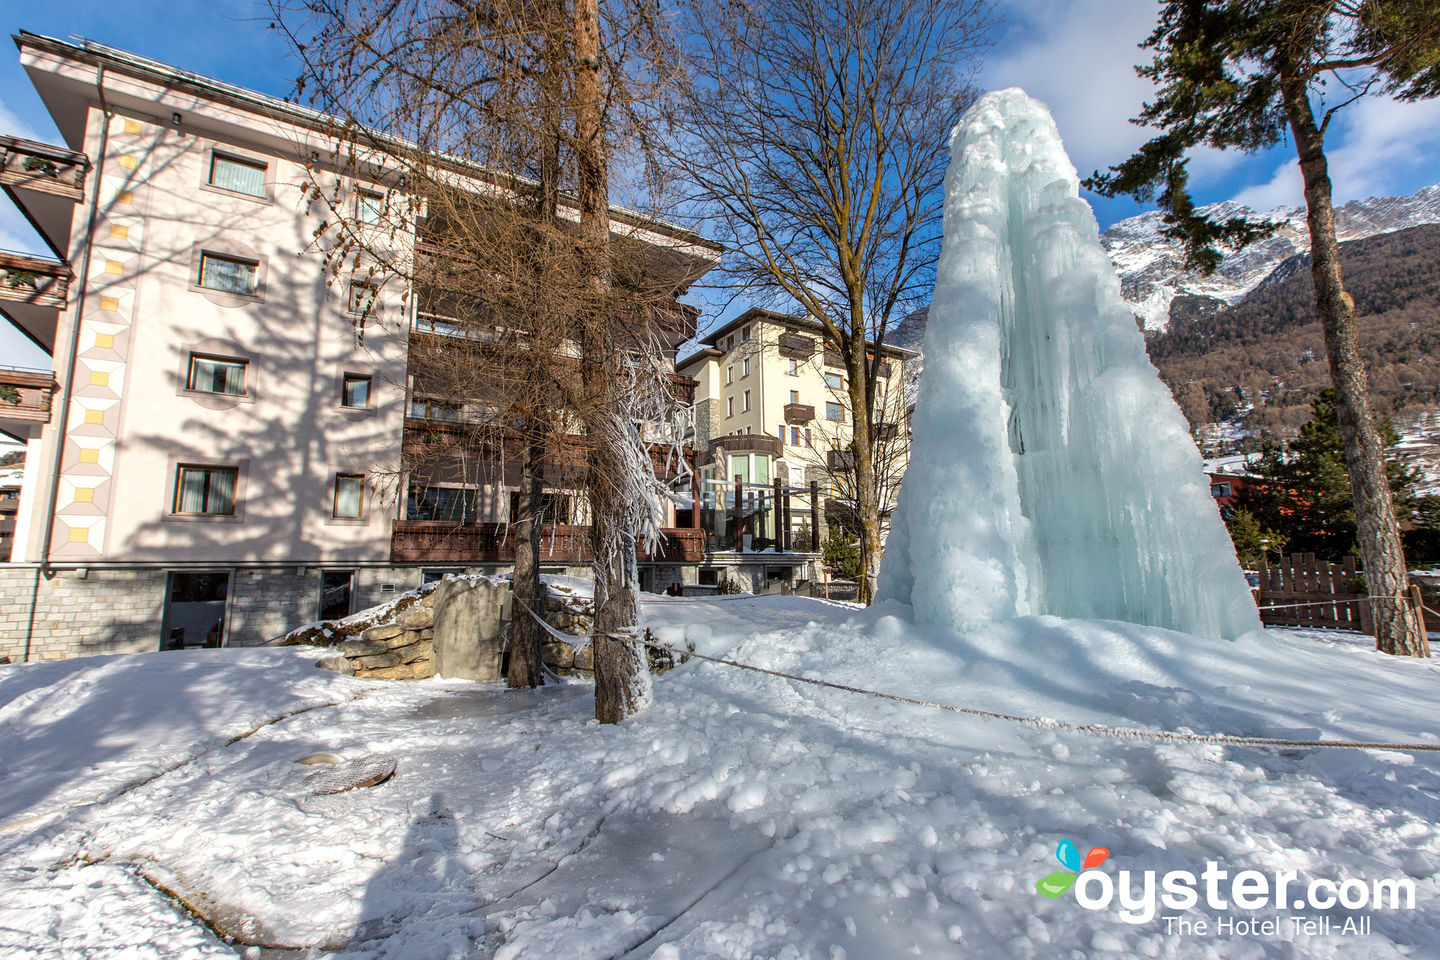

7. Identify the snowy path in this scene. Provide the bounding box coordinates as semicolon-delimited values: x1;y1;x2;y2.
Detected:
2;599;1439;958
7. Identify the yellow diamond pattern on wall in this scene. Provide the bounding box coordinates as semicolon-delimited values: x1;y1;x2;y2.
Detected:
52;114;151;561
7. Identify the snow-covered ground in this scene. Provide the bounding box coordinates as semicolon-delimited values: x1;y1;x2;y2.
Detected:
3;596;1440;958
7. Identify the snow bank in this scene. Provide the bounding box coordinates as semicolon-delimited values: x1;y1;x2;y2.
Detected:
3;597;1438;958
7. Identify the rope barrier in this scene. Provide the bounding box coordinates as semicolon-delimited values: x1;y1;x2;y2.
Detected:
513;602;1440;755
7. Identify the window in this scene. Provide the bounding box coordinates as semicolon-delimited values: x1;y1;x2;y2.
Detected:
724;335;734;352
199;252;259;296
787;359;799;376
413;315;469;339
173;465;238;516
508;491;572;524
742;389;751;412
319;571;354;620
741;324;751;341
742;358;751;377
209;153;267;197
726;396;734;417
790;426;801;445
341;374;371;409
333;474;365;519
789;389;800;404
825;401;844;422
1211;482;1232;499
357;189;384;224
410;397;463;421
186;355;247;396
348;281;377;315
726;365;734;385
824;372;844;390
406;484;474;522
778;425;786;443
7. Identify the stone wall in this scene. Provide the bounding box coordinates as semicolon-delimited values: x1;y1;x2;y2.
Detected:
0;565;166;662
318;598;435;680
228;568;321;646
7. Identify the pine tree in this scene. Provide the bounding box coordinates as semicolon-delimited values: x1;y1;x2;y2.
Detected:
1237;390;1417;560
1086;0;1440;656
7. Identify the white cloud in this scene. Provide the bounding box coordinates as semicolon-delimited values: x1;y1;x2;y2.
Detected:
1326;95;1440;202
983;0;1247;186
0;95;44;144
1230;161;1304;212
1229;94;1440;212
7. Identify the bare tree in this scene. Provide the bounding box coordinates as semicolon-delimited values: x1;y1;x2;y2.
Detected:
271;0;705;714
673;0;994;603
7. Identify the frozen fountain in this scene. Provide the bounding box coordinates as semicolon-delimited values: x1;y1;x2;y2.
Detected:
877;89;1259;640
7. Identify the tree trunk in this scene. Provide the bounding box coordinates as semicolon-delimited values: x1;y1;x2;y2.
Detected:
573;0;650;719
1282;83;1423;657
846;334;881;604
508;432;547;688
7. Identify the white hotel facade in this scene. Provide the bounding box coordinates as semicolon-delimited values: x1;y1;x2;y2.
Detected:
0;33;722;660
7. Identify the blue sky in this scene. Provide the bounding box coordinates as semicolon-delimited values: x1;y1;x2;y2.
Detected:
3;0;1439;370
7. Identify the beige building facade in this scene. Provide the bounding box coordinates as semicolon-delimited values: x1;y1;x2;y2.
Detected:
678;307;913;567
0;33;718;659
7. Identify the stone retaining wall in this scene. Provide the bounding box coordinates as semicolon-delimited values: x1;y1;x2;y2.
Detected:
316;595;436;680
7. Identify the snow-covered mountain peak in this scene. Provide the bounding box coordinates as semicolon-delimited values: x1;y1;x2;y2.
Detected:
1100;182;1440;330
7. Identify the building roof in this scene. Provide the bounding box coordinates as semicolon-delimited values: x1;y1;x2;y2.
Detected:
13;31;722;257
678;306;918;369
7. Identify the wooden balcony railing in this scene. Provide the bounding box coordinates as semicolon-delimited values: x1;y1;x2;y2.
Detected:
0;251;71;309
392;521;705;564
709;432;783;458
827;448;855;471
777;332;815;360
0;136;88;202
0;365;55;424
784;402;814;423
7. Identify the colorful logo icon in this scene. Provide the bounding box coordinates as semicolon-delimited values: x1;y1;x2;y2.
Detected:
1036;839;1110;898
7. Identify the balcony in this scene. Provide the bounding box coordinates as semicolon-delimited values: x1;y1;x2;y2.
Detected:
876;360;893;378
0;251;71;309
784;402;814;423
0;137;87;202
667;372;697;407
873;421;899;442
777;333;815;360
392;521;704;564
0;364;55;438
709;432;783;458
0;136;88;258
823;348;844;368
827;448;855;471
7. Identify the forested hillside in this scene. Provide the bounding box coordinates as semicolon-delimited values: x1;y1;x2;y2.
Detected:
1151;225;1440;437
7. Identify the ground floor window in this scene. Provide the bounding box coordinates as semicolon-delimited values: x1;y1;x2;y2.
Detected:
162;571;229;650
320;570;354;620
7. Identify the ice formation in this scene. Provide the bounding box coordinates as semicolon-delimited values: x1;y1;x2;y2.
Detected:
878;89;1259;640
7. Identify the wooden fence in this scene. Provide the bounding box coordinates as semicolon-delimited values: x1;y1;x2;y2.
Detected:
1256;554;1373;634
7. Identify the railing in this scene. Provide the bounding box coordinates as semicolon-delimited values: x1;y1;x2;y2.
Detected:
827;448;855;471
709;432;784;457
0;136;88;201
392;521;704;563
784;402;814;423
0;250;71;308
777;333;815;359
0;364;54;425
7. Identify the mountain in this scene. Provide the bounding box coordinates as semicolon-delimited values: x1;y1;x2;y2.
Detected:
1149;223;1440;437
1101;184;1440;331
